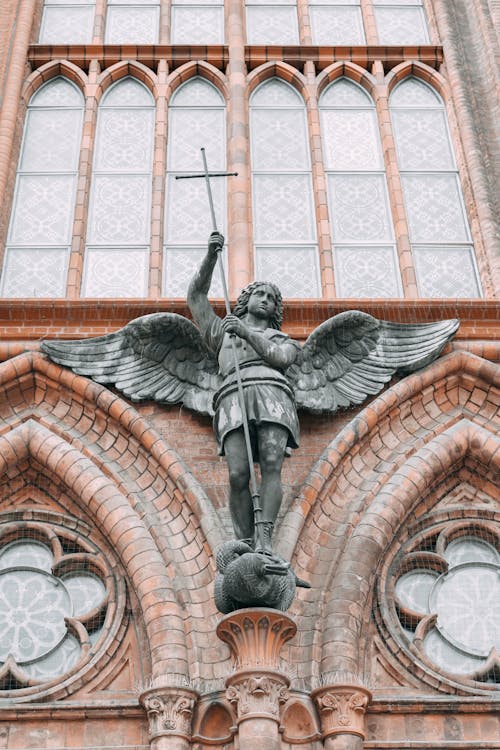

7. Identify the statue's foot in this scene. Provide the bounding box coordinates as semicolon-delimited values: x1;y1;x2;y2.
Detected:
254;520;274;556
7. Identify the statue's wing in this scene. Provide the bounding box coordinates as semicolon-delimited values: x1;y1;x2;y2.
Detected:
41;313;221;416
286;311;459;414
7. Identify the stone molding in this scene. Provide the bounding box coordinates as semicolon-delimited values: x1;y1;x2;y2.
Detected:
226;671;290;724
139;687;198;741
312;685;372;739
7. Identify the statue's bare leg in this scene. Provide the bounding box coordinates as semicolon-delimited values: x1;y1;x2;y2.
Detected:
255;424;288;553
223;429;254;542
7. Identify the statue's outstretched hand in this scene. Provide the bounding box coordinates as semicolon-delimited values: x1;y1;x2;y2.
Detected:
208;231;224;256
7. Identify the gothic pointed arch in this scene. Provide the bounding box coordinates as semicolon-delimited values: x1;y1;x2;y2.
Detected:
316;61;377;100
167;60;228;101
97;60;158;102
247;61;307;100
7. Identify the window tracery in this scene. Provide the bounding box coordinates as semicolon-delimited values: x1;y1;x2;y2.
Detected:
390;77;481;297
250;79;320;297
1;78;84;298
320;78;401;297
83;77;155;297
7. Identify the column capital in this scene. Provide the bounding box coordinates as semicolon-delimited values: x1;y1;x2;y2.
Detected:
139;686;198;742
311;684;372;740
226;672;290;724
216;608;297;671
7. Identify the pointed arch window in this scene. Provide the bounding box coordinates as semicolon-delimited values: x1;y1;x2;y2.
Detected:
250;79;319;297
39;0;95;43
105;0;160;44
83;78;155;297
246;0;299;44
373;0;430;45
171;0;224;43
309;0;365;45
390;78;481;297
319;78;400;297
164;78;226;297
1;78;84;298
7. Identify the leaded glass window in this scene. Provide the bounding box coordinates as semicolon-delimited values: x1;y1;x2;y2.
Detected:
319;78;400;297
1;78;84;298
250;79;319;297
105;0;160;44
171;0;224;44
39;0;95;44
373;0;430;44
164;78;226;297
390;78;481;297
246;0;299;44
83;78;155;297
309;0;365;45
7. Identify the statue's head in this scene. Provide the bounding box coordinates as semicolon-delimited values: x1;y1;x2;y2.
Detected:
233;281;283;330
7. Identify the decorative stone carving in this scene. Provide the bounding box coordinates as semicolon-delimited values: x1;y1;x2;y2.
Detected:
216;608;297;671
312;685;372;739
226;674;289;721
140;687;197;741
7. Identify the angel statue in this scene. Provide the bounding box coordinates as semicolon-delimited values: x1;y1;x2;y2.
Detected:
41;232;458;612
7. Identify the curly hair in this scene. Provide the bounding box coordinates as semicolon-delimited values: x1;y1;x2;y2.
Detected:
233;281;283;330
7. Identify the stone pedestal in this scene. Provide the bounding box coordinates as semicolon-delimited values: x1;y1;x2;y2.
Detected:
139;686;198;750
312;684;372;750
217;608;297;750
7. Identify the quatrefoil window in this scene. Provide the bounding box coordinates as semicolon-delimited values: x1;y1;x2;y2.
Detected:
0;531;109;688
393;526;500;682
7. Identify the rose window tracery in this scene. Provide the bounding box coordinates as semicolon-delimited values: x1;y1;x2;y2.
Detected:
386;521;500;686
0;520;121;692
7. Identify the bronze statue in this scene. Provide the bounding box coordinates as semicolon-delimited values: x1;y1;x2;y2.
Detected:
41;232;459;611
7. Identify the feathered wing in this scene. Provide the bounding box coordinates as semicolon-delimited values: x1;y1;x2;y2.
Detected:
41;313;221;416
286;311;459;414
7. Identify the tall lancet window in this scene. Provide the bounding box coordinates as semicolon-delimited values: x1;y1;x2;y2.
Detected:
163;78;226;297
171;0;224;43
105;0;160;43
83;78;155;297
1;78;84;297
39;0;95;43
319;78;400;297
373;0;430;45
390;78;481;297
309;0;365;45
250;79;319;297
246;1;299;44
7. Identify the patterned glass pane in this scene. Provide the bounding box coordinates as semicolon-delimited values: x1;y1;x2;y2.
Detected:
171;78;223;106
105;6;159;43
402;174;470;243
310;6;365;44
246;7;299;44
251;79;302;106
87;175;151;244
9;175;76;245
395;571;437;613
247;0;295;4
21;634;81;680
321;110;382;170
391;78;440;107
0;542;53;572
320;78;371;107
94;109;155;171
423;630;484;675
374;7;429;44
334;246;401;297
167;109;225;171
374;0;422;4
1;248;69;298
102;78;153;107
63;574;106;615
413;246;481;298
253;174;316;242
444;539;499;567
392;110;455;171
20;109;83;172
39;6;94;43
255;247;320;297
171;7;224;43
165;175;225;243
31;78;83;107
251;109;309;170
164;247;226;297
82;248;149;296
328;174;393;242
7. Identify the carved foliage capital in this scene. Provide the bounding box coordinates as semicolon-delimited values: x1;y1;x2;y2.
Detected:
226;674;289;722
140;688;197;740
312;685;372;739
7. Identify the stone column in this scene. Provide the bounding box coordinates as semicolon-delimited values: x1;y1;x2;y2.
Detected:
139;686;198;750
312;684;372;750
217;608;297;750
